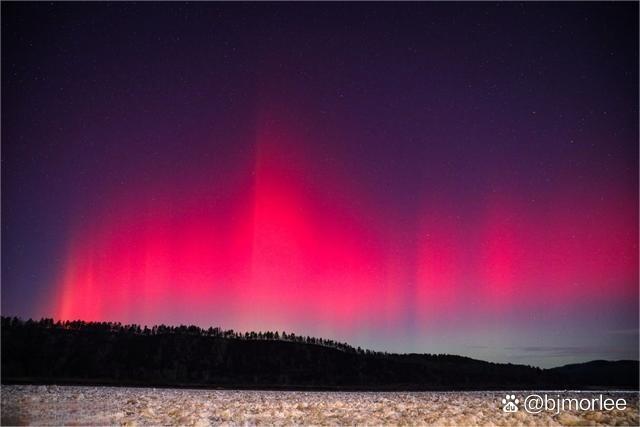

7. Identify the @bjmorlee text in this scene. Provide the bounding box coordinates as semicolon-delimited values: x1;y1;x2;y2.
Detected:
500;394;628;415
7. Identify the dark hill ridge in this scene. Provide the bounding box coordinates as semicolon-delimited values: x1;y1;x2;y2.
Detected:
549;360;639;388
2;317;637;390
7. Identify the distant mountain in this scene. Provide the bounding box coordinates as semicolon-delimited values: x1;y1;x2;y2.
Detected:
2;317;637;390
549;360;639;389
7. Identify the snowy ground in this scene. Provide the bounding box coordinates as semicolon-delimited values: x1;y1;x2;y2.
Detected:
1;385;638;426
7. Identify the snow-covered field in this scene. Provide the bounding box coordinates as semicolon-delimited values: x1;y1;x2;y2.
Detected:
1;385;638;426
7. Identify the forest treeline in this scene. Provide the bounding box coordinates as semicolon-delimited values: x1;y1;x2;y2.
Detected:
2;317;370;355
2;317;637;390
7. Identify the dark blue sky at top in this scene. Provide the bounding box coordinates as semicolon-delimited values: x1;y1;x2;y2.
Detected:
2;2;638;367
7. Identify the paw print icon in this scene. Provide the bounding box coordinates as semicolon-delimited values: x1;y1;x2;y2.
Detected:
501;394;519;412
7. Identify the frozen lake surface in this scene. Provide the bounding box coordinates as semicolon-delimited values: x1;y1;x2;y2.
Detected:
1;385;638;426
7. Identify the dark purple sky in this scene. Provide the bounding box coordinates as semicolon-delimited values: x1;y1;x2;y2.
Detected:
2;2;638;367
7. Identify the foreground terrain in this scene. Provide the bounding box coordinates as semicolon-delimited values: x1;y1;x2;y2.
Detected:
2;385;638;426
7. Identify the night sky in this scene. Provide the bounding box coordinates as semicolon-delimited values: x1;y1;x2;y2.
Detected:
2;2;638;368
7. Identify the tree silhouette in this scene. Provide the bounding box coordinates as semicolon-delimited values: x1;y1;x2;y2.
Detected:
2;316;637;390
